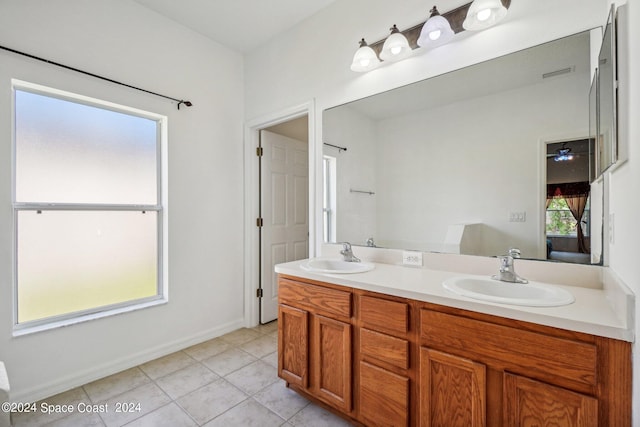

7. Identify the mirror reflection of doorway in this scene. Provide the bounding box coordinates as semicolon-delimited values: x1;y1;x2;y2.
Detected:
545;138;593;264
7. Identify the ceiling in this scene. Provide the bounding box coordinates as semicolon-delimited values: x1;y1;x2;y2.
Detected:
132;0;339;53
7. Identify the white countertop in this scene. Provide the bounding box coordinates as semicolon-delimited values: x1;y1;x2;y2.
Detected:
275;258;634;342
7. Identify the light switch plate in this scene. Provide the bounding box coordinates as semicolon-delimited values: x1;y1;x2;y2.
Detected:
509;211;526;222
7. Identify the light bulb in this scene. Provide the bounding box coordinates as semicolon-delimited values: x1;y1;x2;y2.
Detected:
380;25;412;62
477;8;492;21
463;0;508;31
350;38;381;72
417;6;454;50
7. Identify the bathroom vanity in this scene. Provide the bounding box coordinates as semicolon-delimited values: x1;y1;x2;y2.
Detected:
274;259;632;427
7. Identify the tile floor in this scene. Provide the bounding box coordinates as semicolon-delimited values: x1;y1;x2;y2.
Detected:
11;322;353;426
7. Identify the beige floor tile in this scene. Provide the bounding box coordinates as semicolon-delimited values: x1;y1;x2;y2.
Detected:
176;378;247;425
46;411;105;427
10;387;92;427
240;334;278;358
261;350;278;368
253;320;278;335
253;381;310;420
155;363;218;400
288;404;354;427
225;360;278;395
98;382;171;427
201;347;257;376
139;351;195;380
219;328;262;345
84;368;150;403
183;337;232;361
202;398;285;427
122;402;197;427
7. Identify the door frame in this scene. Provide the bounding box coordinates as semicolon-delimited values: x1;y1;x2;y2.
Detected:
539;133;596;262
243;101;317;327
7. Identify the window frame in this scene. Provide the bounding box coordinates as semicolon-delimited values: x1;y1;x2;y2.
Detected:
11;79;169;335
545;197;590;238
322;155;337;243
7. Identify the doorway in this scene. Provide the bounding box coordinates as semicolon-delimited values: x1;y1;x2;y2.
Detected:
244;103;315;328
258;117;309;323
544;138;593;264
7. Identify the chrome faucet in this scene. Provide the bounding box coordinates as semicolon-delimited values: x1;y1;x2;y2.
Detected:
492;255;528;284
508;247;521;259
365;237;376;247
340;242;361;262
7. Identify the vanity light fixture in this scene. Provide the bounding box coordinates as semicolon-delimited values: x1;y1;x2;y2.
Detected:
351;0;510;72
417;6;455;50
463;0;508;31
350;38;381;72
380;25;412;62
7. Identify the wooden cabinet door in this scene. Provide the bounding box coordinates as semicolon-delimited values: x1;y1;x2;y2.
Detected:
420;347;486;427
504;373;598;427
278;304;309;388
313;314;352;412
360;361;409;427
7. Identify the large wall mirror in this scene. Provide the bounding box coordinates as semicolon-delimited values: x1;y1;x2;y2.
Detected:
323;29;607;264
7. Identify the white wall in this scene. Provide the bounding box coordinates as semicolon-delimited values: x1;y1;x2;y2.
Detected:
245;0;640;422
375;74;588;257
0;0;245;401
244;0;608;254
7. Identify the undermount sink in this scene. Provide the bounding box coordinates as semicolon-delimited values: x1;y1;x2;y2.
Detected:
442;276;575;307
300;258;375;274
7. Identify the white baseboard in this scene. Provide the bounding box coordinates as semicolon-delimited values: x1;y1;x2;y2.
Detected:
10;318;245;403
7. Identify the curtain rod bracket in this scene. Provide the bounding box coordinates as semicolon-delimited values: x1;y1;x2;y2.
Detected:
177;100;193;110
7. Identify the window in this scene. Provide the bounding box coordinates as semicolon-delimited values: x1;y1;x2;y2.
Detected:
545;197;590;237
322;155;337;243
12;80;167;330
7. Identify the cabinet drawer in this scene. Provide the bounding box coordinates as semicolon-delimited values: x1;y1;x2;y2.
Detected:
279;277;352;320
420;309;597;388
360;361;409;427
360;295;408;335
360;328;409;370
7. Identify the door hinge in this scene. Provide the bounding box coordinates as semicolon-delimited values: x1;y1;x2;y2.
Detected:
256;217;264;227
256;146;263;157
256;288;264;298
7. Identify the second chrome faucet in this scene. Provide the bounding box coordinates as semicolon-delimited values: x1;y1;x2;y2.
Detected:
340;242;361;262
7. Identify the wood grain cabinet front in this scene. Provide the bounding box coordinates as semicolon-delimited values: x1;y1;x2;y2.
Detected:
504;373;598;427
277;275;631;427
277;276;353;414
356;293;413;427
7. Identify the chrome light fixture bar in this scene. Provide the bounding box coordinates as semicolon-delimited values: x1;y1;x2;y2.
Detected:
351;0;511;72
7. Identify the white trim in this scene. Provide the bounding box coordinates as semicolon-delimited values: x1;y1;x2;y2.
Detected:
9;317;245;403
11;79;165;121
13;298;168;337
243;101;316;327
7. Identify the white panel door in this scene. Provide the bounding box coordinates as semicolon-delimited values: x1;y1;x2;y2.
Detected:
261;130;308;323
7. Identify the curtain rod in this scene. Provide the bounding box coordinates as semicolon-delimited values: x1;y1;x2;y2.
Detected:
323;142;347;152
0;44;193;110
